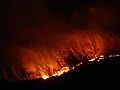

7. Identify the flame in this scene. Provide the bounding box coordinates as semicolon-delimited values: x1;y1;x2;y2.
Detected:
0;32;120;81
42;75;49;80
1;1;120;81
41;54;120;80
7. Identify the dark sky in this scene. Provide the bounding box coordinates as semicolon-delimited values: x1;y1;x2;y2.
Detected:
1;0;120;31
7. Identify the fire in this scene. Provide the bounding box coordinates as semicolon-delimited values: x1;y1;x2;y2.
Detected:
0;32;120;81
41;54;120;80
1;0;120;81
42;75;49;80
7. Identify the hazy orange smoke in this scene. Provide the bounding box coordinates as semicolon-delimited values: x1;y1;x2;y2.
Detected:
1;30;119;81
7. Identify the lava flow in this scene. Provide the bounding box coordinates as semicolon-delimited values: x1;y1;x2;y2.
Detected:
1;31;120;81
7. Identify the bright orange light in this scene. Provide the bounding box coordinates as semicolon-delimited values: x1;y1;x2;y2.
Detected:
1;32;120;81
42;75;49;80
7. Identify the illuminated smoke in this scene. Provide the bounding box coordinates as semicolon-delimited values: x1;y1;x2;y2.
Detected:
1;31;120;81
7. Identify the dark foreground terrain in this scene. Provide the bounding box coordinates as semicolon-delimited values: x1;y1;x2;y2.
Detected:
0;56;120;90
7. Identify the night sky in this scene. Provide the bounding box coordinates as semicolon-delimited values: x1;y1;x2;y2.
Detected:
1;0;120;42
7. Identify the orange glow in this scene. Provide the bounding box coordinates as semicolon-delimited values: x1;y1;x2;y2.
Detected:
1;2;120;81
1;32;120;81
42;75;49;80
